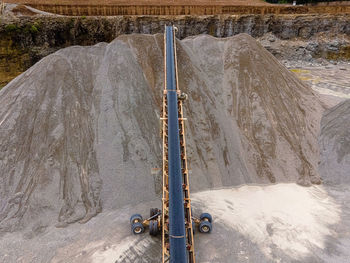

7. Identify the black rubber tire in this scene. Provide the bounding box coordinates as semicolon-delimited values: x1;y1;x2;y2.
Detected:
150;208;159;217
200;212;212;223
149;220;155;236
131;222;145;235
130;214;143;224
149;220;159;236
199;221;212;233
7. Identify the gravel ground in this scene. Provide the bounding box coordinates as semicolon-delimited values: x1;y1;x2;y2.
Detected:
1;183;349;263
286;61;350;101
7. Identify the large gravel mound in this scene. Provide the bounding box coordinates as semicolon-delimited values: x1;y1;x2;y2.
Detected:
319;99;350;184
0;33;323;232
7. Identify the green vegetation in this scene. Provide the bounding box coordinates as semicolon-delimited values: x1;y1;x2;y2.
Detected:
5;24;19;32
29;25;39;34
5;22;40;34
29;22;40;34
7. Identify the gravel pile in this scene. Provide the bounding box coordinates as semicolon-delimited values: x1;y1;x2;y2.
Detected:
0;33;323;234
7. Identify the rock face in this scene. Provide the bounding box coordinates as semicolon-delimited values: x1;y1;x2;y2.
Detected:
319;100;350;184
1;14;350;87
0;33;323;232
259;32;350;62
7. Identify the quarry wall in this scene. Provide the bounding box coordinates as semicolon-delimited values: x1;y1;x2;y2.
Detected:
1;14;350;88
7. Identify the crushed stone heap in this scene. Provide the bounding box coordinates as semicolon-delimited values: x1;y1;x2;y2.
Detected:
0;33;323;232
319;100;350;184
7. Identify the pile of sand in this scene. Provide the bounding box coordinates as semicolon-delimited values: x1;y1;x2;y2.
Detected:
0;33;323;233
319;99;350;184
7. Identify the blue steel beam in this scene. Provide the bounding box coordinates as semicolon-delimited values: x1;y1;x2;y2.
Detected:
165;26;187;263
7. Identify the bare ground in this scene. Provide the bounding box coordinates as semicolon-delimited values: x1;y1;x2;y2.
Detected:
1;183;350;263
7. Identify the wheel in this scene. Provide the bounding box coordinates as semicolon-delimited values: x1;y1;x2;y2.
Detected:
200;212;212;223
150;208;159;217
199;221;212;233
178;92;188;101
149;220;155;236
130;214;143;224
131;222;145;235
149;220;159;236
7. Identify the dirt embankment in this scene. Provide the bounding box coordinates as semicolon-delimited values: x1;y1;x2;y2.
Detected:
3;0;350;15
4;4;350;16
4;0;271;5
1;14;350;88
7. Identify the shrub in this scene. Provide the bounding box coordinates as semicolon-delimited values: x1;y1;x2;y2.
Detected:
5;24;18;32
29;25;38;34
23;23;39;34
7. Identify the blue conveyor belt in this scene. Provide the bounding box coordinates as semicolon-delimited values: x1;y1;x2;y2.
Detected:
165;25;187;263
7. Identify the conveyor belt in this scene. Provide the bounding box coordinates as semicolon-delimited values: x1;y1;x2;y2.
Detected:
161;25;195;263
130;25;208;263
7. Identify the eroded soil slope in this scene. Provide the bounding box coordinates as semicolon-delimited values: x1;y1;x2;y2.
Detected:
0;33;323;232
